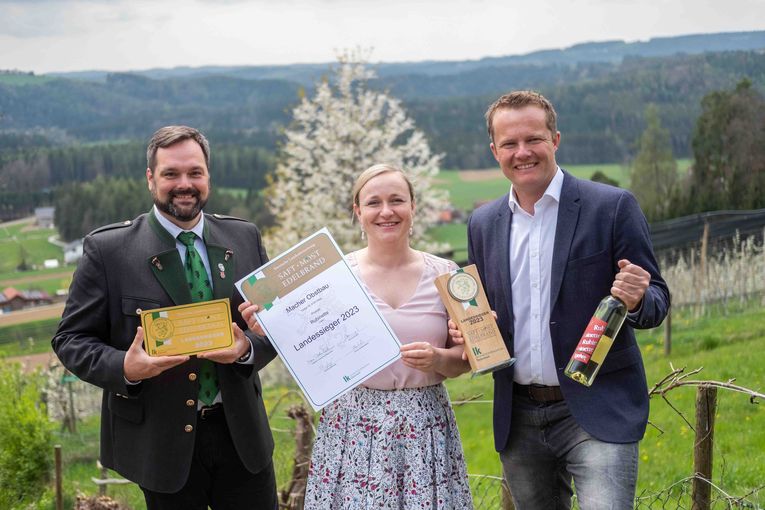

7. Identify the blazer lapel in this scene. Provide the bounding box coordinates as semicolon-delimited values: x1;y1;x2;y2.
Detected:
494;200;514;352
203;220;235;300
550;171;581;308
147;210;193;305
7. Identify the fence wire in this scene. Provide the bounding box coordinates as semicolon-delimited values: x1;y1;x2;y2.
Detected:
467;473;764;510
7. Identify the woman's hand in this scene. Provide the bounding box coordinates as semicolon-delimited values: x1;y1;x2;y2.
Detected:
400;342;440;373
237;301;266;337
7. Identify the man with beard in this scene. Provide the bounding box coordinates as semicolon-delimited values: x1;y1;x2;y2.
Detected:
53;126;278;510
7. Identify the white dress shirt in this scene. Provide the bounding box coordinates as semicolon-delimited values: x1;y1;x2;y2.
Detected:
508;168;564;386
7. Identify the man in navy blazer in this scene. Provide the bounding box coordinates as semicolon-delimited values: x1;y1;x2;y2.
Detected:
464;91;670;509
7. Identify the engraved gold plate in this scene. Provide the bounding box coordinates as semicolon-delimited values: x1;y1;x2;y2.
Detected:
141;298;233;356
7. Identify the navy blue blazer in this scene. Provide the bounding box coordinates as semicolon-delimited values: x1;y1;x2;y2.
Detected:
467;170;670;451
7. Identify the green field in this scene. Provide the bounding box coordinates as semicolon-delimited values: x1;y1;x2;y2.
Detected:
0;318;61;356
435;159;692;211
444;306;765;505
0;220;64;274
428;160;692;261
49;385;309;510
13;306;759;509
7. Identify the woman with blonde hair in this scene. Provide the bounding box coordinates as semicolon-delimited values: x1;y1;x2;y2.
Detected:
303;163;474;509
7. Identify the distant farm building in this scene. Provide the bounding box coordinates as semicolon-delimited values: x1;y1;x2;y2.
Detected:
35;207;55;228
44;259;60;269
64;239;84;265
0;287;53;313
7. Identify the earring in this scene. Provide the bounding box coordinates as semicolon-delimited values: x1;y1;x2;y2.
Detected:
409;224;414;236
361;229;366;240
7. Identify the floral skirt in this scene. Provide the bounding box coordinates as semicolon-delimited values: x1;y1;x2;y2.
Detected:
304;383;474;510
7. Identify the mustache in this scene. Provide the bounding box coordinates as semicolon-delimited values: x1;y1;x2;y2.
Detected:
168;188;201;200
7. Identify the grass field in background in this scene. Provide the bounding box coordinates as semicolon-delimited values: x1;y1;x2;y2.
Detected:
35;305;764;509
444;306;765;502
0;318;60;355
435;159;692;211
0;220;64;274
429;160;692;261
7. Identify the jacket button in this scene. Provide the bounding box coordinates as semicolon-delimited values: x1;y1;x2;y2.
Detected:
186;399;195;407
184;425;193;433
189;373;197;381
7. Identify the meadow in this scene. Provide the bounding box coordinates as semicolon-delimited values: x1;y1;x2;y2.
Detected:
431;160;692;262
36;304;764;509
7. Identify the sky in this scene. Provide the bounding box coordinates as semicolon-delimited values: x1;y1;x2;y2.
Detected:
1;0;764;74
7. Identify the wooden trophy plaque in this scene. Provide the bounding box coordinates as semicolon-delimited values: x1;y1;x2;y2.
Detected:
435;264;514;375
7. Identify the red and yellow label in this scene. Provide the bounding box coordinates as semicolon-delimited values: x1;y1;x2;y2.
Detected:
571;316;607;364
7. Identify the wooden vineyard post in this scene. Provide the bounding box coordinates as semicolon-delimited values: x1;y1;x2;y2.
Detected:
691;385;717;510
55;445;63;510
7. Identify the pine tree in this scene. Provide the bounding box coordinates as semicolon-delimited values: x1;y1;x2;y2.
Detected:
688;79;765;213
629;105;678;222
265;52;447;254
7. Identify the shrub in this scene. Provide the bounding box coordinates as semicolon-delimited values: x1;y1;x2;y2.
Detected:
0;363;54;509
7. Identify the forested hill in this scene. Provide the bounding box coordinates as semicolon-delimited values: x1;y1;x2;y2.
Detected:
50;30;765;84
1;31;765;168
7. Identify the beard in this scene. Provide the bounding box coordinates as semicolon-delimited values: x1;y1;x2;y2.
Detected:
152;187;208;223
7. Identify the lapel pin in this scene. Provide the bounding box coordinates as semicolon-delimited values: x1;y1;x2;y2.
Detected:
224;250;233;261
218;263;226;279
151;257;163;271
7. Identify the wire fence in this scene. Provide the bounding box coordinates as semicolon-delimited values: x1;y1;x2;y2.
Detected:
18;365;761;510
464;473;765;509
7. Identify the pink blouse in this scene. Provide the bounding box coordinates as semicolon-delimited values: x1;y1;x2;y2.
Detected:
347;250;459;390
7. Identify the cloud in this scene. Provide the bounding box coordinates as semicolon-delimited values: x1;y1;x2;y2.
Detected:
0;0;142;38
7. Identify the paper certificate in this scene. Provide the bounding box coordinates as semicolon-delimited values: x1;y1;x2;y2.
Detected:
141;298;234;356
235;228;401;410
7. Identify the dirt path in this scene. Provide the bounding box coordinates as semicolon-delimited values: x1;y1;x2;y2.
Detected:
0;271;73;287
2;351;58;373
458;169;503;181
0;302;65;326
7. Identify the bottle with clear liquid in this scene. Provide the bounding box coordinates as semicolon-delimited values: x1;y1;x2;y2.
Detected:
564;295;627;387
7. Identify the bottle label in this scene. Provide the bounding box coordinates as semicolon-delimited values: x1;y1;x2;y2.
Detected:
571;316;607;364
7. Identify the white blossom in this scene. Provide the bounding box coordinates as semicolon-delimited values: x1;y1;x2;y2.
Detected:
265;51;448;254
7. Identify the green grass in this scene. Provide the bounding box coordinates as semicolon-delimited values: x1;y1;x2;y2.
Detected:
435;159;692;212
429;159;693;259
430;222;468;262
49;385;306;509
434;171;507;211
0;266;73;282
444;305;765;505
0;318;60;356
12;306;765;508
0;220;63;274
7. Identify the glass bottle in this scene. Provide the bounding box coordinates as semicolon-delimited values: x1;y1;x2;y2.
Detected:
564;295;627;387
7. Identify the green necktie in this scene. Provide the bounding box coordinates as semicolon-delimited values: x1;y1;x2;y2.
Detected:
177;231;219;406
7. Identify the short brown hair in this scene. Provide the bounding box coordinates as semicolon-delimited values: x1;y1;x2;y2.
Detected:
351;164;415;219
146;126;210;171
485;90;558;143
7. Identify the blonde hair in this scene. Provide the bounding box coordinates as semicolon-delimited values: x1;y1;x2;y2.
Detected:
351;163;415;212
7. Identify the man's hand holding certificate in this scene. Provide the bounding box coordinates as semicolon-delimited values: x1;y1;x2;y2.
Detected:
236;228;401;410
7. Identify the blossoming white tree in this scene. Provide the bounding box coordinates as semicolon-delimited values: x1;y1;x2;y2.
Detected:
265;51;448;254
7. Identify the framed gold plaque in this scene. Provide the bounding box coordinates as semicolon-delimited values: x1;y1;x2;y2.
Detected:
141;298;234;356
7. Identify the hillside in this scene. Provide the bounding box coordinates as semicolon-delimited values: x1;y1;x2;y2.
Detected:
1;31;764;168
48;30;765;84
